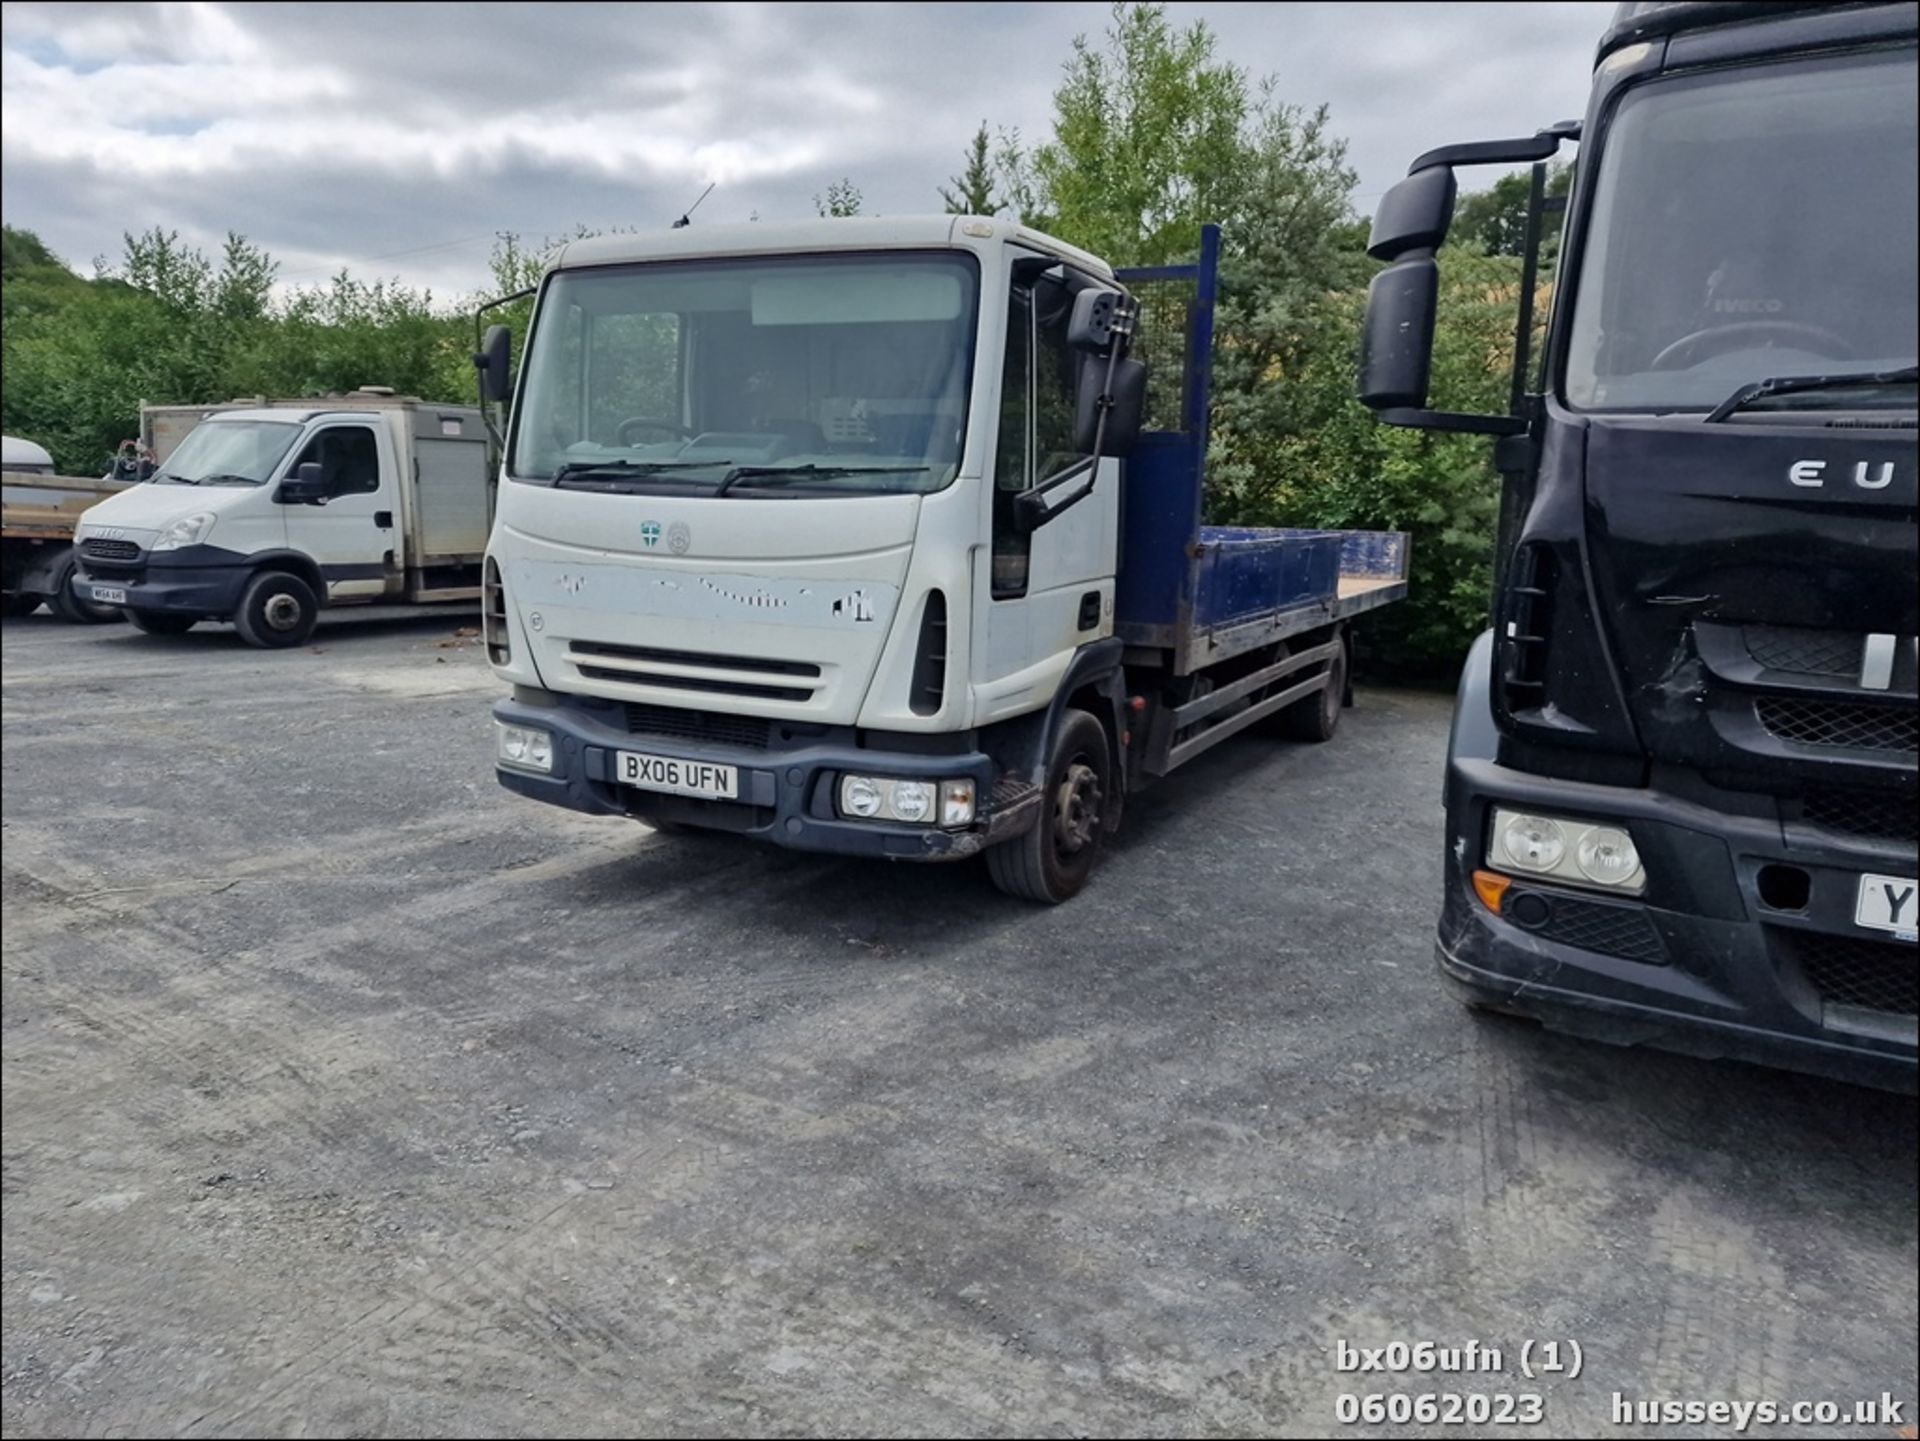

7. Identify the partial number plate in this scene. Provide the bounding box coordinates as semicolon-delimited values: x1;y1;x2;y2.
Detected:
90;586;128;605
615;750;739;802
1855;872;1918;940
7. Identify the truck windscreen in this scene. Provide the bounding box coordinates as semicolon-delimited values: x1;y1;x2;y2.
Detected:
510;252;980;495
1564;47;1917;412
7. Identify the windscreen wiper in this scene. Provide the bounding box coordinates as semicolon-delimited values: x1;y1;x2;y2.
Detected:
1705;365;1918;423
549;459;736;490
712;463;932;498
199;473;261;486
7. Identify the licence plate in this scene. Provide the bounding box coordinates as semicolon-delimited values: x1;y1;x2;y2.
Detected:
615;750;738;801
90;586;127;605
1855;872;1919;940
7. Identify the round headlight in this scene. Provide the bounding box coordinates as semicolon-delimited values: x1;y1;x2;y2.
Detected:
526;731;553;770
842;776;883;819
1576;826;1640;886
890;780;933;823
502;729;527;762
1501;814;1565;871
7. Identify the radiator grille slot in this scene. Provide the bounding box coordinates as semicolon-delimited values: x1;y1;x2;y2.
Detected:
1777;930;1918;1017
570;638;820;702
1743;625;1859;679
578;666;811;702
1756;696;1916;755
910;590;947;716
570;640;820;677
81;537;141;562
482;558;509;666
622;703;771;750
1800;786;1919;846
1499;544;1554;712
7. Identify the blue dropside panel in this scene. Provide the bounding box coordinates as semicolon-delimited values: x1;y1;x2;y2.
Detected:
1115;432;1203;631
1340;529;1410;579
1192;527;1343;629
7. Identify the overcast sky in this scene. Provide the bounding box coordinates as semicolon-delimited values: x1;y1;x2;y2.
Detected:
1;1;1611;302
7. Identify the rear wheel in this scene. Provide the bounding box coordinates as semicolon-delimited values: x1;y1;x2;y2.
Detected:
126;609;198;636
987;709;1112;904
234;570;319;648
49;556;122;624
1280;630;1349;743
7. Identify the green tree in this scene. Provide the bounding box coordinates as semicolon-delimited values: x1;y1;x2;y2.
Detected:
940;122;1005;215
1450;162;1574;258
814;178;863;218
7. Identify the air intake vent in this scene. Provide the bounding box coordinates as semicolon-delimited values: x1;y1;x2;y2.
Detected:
1743;625;1859;679
81;537;141;562
1775;929;1919;1017
1800;786;1918;846
567;639;821;702
1756;696;1916;755
482;557;509;666
1499;544;1555;713
623;703;770;751
910;590;948;716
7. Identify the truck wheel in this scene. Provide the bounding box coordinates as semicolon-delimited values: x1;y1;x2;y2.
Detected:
987;709;1111;904
2;594;42;618
49;556;123;624
126;609;198;635
235;570;319;648
1281;633;1348;743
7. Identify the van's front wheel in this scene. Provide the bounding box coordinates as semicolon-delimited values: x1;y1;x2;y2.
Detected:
235;570;319;648
987;709;1111;904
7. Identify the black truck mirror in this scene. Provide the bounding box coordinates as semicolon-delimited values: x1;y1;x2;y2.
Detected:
1067;287;1125;352
1367;166;1457;261
475;324;513;403
1358;258;1440;412
277;461;327;505
1073;357;1147;456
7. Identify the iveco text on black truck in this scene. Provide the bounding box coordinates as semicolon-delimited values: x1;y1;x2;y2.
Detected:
1359;0;1917;1089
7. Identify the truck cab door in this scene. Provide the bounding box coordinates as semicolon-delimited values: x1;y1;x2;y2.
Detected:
979;267;1119;707
280;421;396;600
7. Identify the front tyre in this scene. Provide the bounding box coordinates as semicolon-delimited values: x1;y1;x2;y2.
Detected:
50;555;122;624
234;570;319;648
987;708;1112;904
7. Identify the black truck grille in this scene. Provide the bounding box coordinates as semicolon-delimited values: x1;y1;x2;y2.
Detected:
1520;892;1667;964
1756;696;1917;755
1778;930;1918;1017
1801;786;1919;847
622;702;770;751
81;537;141;562
1743;626;1860;679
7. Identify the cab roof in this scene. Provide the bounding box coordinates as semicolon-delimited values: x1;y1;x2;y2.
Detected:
550;215;1116;280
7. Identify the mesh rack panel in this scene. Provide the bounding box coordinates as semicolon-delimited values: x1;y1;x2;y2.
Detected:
1126;276;1197;434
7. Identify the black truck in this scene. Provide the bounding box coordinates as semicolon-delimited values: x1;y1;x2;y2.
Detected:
1359;0;1917;1090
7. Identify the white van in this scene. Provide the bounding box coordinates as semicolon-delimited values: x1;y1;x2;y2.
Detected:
72;390;490;647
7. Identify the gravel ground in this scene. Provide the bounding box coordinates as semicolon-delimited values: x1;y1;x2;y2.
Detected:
2;610;1915;1439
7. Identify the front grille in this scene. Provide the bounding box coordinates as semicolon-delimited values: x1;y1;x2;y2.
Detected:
1744;625;1859;679
570;639;820;702
81;537;141;562
571;640;820;678
1756;696;1917;755
1778;930;1918;1017
1801;785;1919;846
1518;891;1667;964
622;702;770;751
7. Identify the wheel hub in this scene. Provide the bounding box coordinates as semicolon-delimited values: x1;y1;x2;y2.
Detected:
1054;761;1102;855
263;593;302;631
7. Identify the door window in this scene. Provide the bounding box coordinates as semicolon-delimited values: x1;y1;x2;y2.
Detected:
291;427;380;498
992;270;1093;599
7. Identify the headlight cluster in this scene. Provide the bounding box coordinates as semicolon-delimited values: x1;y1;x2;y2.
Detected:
151;511;217;552
1488;808;1645;894
496;721;553;774
839;774;975;828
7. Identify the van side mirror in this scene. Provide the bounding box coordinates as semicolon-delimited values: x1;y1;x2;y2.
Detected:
277;461;326;504
1073;357;1146;456
1358;258;1440;411
1067;287;1125;352
475;324;513;403
1367;167;1457;261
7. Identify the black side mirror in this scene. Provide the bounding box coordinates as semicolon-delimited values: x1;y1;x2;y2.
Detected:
475;323;513;403
1067;287;1125;352
1072;357;1147;455
1358;258;1440;412
277;461;327;505
1367;166;1457;261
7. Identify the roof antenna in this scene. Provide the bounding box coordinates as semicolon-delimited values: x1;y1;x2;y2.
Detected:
671;182;715;229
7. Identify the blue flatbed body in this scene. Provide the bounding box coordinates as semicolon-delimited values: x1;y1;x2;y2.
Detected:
1113;232;1410;675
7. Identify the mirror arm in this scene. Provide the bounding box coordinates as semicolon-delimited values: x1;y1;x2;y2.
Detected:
1374;407;1526;436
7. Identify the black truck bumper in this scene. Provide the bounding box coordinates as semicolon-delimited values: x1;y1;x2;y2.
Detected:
1440;755;1917;1093
492;691;1036;861
72;559;248;616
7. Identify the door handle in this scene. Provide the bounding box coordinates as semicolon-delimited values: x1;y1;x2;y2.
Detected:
374;510;393;529
1077;591;1101;630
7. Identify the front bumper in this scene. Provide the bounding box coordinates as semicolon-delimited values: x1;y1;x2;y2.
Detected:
492;692;1036;861
1441;755;1916;1093
72;558;248;616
